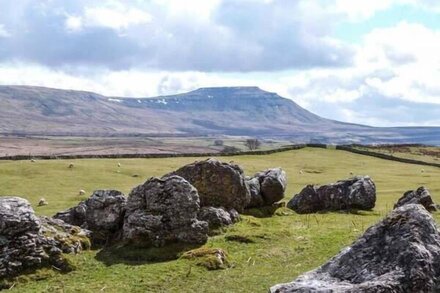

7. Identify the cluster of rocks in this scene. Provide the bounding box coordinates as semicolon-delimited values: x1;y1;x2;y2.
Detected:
0;197;90;280
1;158;287;280
271;204;440;292
53;158;286;248
287;176;376;213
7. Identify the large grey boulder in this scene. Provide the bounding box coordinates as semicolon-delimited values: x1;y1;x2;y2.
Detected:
122;176;209;247
0;197;90;279
54;190;126;244
246;168;287;208
270;204;440;292
167;158;250;212
394;186;436;212
287;176;376;214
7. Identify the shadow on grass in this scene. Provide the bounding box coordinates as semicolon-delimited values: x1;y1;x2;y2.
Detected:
95;243;202;266
242;203;286;218
338;209;378;216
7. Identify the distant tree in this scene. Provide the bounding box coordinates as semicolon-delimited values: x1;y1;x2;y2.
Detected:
214;139;224;146
244;138;261;150
221;146;241;154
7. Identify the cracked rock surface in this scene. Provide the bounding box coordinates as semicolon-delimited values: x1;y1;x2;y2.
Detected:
122;175;209;247
167;158;250;212
0;197;90;279
287;176;376;213
271;204;440;292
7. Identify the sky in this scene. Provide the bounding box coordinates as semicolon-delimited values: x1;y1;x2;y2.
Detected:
0;0;439;127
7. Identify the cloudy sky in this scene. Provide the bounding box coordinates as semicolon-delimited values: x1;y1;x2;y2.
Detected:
0;0;439;126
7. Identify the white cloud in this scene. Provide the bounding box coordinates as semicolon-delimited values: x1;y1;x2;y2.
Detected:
64;2;152;32
359;22;440;104
84;6;152;30
65;15;83;32
0;24;10;37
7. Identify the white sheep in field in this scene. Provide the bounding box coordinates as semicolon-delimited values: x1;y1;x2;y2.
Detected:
117;162;121;168
79;189;86;196
421;169;425;173
299;169;303;175
30;159;36;163
68;163;74;169
38;198;48;206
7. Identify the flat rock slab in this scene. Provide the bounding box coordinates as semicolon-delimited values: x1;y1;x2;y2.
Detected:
287;176;376;214
270;204;440;292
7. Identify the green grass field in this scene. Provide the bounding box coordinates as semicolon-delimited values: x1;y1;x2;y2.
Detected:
1;147;440;292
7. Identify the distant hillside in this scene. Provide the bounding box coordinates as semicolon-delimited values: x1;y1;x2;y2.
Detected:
1;85;440;144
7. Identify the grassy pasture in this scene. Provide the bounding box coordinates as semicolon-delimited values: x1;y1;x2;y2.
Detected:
1;147;440;292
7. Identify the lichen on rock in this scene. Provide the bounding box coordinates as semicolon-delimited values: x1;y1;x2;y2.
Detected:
0;197;90;280
270;204;440;292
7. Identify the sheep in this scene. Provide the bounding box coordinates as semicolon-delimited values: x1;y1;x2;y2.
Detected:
38;198;48;206
299;169;304;175
79;189;86;196
117;162;121;168
68;163;74;169
30;159;36;163
421;169;425;173
349;172;354;176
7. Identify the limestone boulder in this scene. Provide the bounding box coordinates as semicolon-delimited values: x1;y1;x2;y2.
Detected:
271;204;440;292
54;190;126;244
197;207;239;229
394;186;436;212
167;158;250;212
246;168;286;208
0;197;90;279
122;175;208;247
287;176;376;214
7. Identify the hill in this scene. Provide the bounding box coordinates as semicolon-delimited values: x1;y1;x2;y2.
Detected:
1;85;440;144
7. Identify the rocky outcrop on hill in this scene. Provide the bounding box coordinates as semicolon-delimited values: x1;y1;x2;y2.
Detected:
246;168;286;208
122;176;209;247
270;204;440;292
0;197;90;279
394;186;436;212
54;190;126;244
167;158;250;212
287;176;376;214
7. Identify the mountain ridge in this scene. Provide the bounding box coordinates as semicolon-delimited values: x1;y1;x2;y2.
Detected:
0;85;439;144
